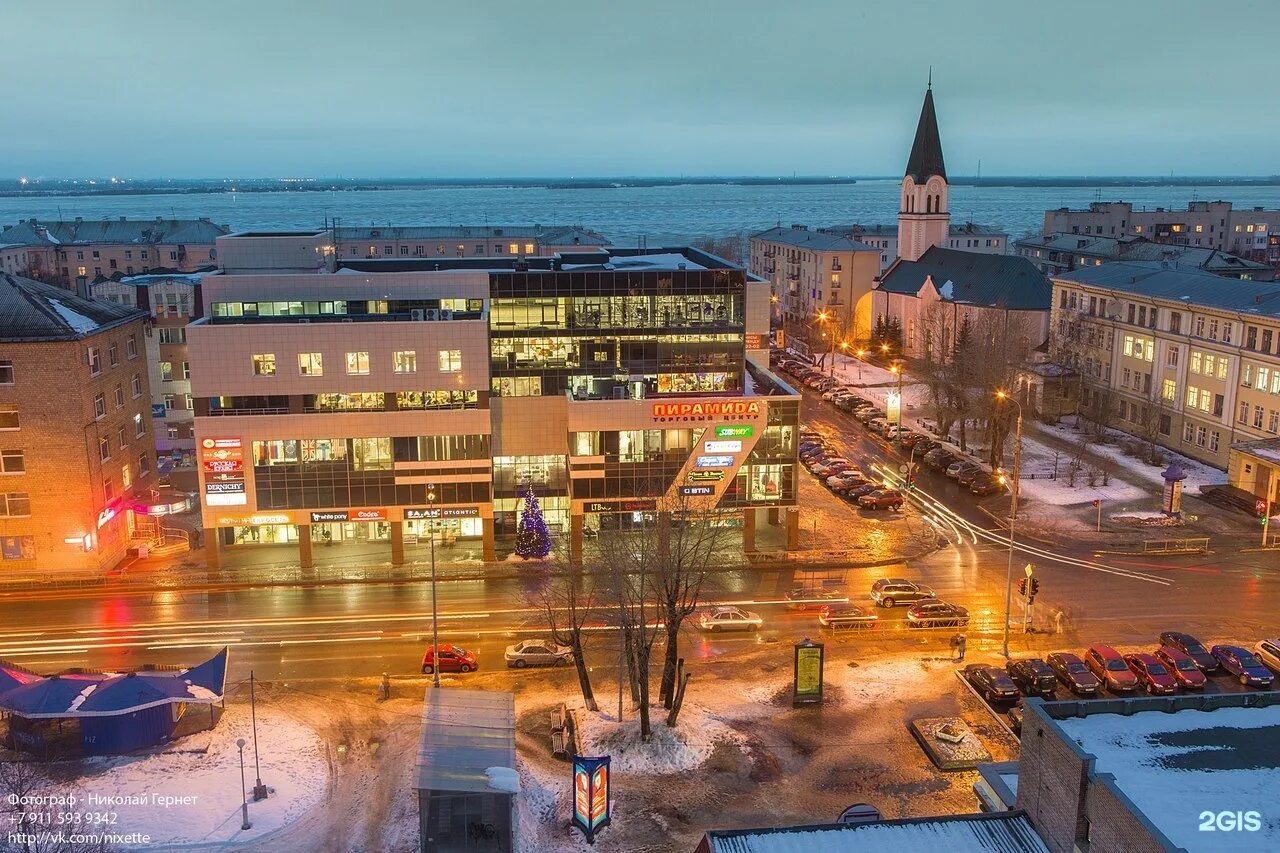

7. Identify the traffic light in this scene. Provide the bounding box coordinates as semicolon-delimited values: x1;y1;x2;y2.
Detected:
1017;578;1028;597
1028;577;1040;603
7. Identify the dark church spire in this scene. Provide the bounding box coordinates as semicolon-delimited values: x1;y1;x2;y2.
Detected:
904;85;946;182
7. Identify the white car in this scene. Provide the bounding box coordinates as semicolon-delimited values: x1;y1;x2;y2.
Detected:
698;606;763;632
504;639;573;668
1255;639;1280;673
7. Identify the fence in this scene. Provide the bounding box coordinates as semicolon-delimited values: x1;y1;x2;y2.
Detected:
1141;537;1210;554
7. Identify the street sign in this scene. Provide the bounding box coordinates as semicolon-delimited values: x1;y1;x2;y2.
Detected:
1257;499;1268;517
1024;563;1035;578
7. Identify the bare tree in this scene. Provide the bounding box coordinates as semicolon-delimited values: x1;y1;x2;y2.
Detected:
536;570;600;712
692;232;746;265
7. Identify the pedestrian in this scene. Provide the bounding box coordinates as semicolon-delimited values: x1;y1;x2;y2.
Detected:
1052;607;1064;635
957;634;966;661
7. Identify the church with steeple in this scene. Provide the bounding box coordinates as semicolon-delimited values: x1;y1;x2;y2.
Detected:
897;81;950;262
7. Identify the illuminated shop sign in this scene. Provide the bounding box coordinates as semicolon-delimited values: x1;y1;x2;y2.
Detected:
703;440;742;454
309;508;388;523
651;400;760;422
679;485;715;496
404;506;481;520
714;425;753;438
696;455;733;468
571;756;611;844
214;513;292;526
201;437;246;506
584;500;657;514
688;470;724;482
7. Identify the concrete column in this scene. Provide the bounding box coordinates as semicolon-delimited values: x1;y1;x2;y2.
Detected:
785;507;800;550
767;507;781;525
569;513;583;565
482;519;497;563
298;524;313;569
743;507;757;553
205;527;221;569
390;521;405;566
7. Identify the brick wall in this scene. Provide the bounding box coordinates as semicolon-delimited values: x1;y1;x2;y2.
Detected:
1015;704;1092;853
1085;776;1174;853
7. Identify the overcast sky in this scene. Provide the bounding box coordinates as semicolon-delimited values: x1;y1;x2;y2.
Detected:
2;0;1276;178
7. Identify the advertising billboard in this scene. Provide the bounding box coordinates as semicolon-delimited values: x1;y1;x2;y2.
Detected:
572;755;611;843
793;640;825;705
696;455;733;468
714;425;753;438
200;438;246;507
703;440;742;454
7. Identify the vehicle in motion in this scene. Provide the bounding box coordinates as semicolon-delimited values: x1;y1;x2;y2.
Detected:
969;473;1006;496
1158;631;1218;672
785;587;846;610
1046;652;1101;696
857;488;904;510
870;578;935;607
698;606;763;632
1006;658;1057;698
1153;647;1208;689
964;664;1020;703
1211;645;1275;688
1253;639;1280;674
907;599;969;628
505;639;573;668
422;643;478;674
1124;653;1178;695
1084;644;1138;692
818;604;879;630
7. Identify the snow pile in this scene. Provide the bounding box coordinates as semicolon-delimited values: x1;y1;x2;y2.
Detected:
43;707;327;847
575;702;744;774
48;299;101;334
486;765;521;794
1110;511;1181;526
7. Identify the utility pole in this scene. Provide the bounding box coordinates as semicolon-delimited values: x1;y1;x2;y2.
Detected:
998;391;1023;659
428;485;440;689
249;672;267;801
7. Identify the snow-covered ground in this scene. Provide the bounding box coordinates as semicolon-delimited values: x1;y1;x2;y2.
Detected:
1008;432;1148;507
827;357;932;411
575;700;746;774
32;707;327;849
1043;417;1227;493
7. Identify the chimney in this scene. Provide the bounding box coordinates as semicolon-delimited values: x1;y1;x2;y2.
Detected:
75;216;83;223
119;216;126;222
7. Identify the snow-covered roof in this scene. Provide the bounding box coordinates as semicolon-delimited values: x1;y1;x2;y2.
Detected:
1231;437;1280;465
415;688;516;796
562;252;707;271
0;273;147;342
701;812;1049;853
1051;703;1280;852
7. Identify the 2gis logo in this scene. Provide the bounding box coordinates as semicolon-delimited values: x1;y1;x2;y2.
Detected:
1198;810;1262;832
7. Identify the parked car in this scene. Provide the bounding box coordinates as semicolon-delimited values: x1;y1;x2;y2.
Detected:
857;488;904;510
870;578;935;607
1158;631;1219;672
1255;639;1280;673
946;460;982;480
505;639;573;668
907;599;969;628
856;409;882;425
1153;646;1208;690
1124;653;1179;695
1046;652;1101;696
1211;645;1275;687
812;460;855;477
818;604;879;630
969;474;1006;496
829;475;871;494
924;448;958;469
1006;658;1057;698
868;418;889;433
1084;644;1139;692
422;643;478;674
841;483;880;502
785;587;845;611
956;465;987;487
964;664;1020;703
1007;701;1025;736
698;606;763;632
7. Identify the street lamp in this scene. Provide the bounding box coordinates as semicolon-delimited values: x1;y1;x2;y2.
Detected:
427;484;441;689
890;362;905;448
816;311;832;376
995;390;1023;659
236;738;252;831
855;349;866;381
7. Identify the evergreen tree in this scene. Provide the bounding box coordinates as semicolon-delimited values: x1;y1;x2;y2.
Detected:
885;316;904;351
515;484;553;559
870;315;887;349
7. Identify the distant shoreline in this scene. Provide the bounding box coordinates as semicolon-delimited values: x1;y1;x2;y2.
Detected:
3;174;1279;199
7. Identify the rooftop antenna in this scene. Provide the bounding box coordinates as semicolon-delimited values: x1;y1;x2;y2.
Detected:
928;66;932;88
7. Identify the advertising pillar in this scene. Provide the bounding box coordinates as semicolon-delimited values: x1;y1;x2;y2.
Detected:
298;524;313;569
742;507;756;553
390;521;404;566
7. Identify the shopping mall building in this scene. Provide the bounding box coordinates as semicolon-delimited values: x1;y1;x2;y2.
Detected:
188;232;800;567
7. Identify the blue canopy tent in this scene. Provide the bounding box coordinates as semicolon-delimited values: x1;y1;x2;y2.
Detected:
0;648;229;756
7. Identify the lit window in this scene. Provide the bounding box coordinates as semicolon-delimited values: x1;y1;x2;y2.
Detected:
298;352;324;376
509;243;519;255
345;352;370;375
438;350;462;373
393;350;417;373
133;413;144;438
524;243;535;254
121;463;132;489
252;354;276;376
160;361;173;381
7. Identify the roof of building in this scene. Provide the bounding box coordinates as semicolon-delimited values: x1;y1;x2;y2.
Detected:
117;268;220;286
905;86;946;183
0;217;230;247
1041;699;1280;852
1056;262;1280;317
339;246;738;274
877;246;1051;310
750;226;878;252
700;812;1049;853
820;222;1007;240
0;273;148;342
1017;233;1271;275
1231;436;1280;464
335;224;610;246
414;688;516;795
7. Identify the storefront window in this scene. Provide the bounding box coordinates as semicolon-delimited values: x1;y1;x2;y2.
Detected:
300;439;347;462
254;439;299;465
351;438;392;470
308;392;385;412
656;372;737;394
492;376;543;397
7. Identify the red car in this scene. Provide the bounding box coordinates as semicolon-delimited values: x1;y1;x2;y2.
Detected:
1085;644;1138;693
1154;646;1207;690
857;489;904;510
1124;653;1178;695
422;643;478;674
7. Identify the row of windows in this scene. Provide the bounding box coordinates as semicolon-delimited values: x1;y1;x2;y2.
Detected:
1237;403;1280;434
86;334;141;376
210;298;481;319
252;350;462;376
348;242;535;257
1181;422;1222;453
253;435;490;467
254;479;491;511
1242;364;1280;395
93;384;145;419
490;294;743;331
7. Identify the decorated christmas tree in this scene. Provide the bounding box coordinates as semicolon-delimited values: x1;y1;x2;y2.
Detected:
515;484;552;559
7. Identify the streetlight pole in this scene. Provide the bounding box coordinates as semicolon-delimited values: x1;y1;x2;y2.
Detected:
236;738;251;831
428;485;440;688
890;361;905;449
856;349;865;381
997;391;1023;659
249;671;267;801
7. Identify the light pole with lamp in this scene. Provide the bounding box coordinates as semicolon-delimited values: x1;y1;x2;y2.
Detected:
889;361;905;449
816;310;832;376
995;390;1023;659
249;672;267;801
855;349;865;381
236;738;251;831
427;484;441;688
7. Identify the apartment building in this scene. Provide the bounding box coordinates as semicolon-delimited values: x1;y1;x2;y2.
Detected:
821;222;1008;273
332;225;610;261
0;274;159;573
1050;262;1280;481
748;226;881;342
1016;232;1272;279
1043;201;1279;263
188;233;798;569
90;271;217;461
0;217;230;291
